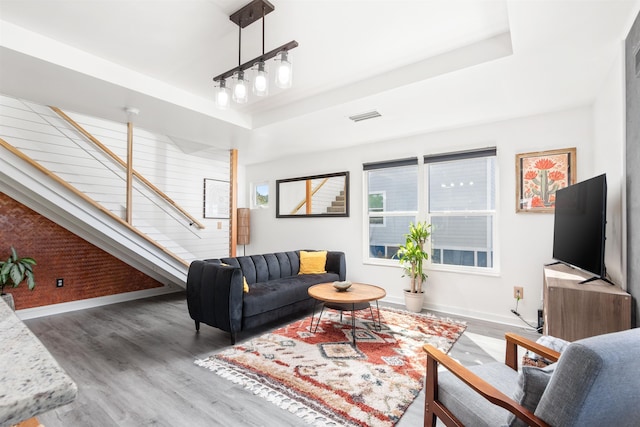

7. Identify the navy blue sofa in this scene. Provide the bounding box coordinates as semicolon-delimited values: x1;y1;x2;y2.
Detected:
186;250;346;344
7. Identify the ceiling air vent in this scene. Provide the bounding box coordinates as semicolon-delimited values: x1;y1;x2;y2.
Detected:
348;110;382;123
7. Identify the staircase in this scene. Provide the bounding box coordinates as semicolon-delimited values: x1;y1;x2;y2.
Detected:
0;95;231;290
326;191;346;214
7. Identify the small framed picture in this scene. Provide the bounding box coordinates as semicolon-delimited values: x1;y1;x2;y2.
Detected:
203;178;230;219
516;148;576;213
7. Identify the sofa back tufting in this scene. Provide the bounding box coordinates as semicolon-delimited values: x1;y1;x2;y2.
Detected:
219;251;300;284
209;250;345;284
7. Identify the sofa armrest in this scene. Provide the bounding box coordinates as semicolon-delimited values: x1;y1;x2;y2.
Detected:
505;333;560;370
423;344;551;427
186;260;244;337
325;251;346;281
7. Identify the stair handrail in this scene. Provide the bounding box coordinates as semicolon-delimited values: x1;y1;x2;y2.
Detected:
49;106;205;230
0;137;189;268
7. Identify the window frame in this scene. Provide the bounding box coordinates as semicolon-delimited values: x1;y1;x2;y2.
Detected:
362;158;419;266
425;148;499;275
362;149;499;275
251;181;269;209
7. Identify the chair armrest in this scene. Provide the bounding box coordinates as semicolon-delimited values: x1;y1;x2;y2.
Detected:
505;333;560;370
423;344;551;427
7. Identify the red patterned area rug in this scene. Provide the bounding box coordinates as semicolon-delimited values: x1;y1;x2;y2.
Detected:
195;307;466;427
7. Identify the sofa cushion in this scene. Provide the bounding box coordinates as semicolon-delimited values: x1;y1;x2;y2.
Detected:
253;255;271;282
263;253;281;280
438;362;516;427
287;251;301;275
275;252;293;276
508;363;556;427
299;250;327;274
243;272;339;317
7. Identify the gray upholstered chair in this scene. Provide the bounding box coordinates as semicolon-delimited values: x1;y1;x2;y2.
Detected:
423;328;640;427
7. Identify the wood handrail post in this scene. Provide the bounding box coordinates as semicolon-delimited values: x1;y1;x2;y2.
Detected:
230;149;239;257
305;179;312;214
49;106;205;229
126;121;133;224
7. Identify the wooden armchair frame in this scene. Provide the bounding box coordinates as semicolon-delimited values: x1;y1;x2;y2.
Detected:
424;333;561;427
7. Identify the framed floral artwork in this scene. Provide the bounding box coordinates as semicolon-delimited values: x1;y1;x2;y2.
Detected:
516;147;576;213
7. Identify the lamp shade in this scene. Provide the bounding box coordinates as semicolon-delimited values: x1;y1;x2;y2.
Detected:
252;61;269;96
232;71;249;103
237;208;250;245
215;79;230;109
274;50;293;89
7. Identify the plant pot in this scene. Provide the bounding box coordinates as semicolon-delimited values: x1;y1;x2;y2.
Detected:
1;293;15;311
404;290;424;313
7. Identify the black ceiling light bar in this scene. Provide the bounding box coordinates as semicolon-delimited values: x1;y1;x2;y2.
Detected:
213;0;298;109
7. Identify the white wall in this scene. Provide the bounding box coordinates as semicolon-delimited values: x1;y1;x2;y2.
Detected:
592;44;627;288
243;107;597;326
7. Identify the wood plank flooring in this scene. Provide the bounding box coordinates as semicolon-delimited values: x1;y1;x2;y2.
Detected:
24;292;539;427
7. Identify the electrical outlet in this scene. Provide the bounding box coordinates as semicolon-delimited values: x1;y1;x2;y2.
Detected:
56;278;64;288
513;286;523;299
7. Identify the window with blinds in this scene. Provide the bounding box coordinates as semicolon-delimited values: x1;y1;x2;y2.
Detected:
425;148;496;269
364;158;418;260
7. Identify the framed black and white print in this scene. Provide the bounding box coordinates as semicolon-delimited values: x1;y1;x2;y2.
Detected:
203;178;230;219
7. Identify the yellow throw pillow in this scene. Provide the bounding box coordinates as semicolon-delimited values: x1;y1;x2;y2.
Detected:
299;250;327;274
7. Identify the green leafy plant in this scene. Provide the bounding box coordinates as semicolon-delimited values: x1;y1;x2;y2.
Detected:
0;246;36;295
397;222;431;293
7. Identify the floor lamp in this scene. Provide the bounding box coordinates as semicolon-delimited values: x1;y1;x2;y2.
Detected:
237;208;250;255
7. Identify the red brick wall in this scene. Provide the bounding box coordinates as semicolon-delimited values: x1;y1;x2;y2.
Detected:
0;192;163;310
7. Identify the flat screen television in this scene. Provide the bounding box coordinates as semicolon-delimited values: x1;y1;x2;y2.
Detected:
552;173;608;283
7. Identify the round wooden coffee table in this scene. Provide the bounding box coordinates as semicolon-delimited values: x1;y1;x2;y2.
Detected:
308;282;386;346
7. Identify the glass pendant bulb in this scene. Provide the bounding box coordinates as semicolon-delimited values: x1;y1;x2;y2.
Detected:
215;79;230;109
232;70;248;104
252;61;269;97
274;50;293;89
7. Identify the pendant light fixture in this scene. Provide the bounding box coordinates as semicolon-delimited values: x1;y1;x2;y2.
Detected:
215;79;230;109
274;50;292;89
232;70;249;103
213;0;298;108
252;61;269;96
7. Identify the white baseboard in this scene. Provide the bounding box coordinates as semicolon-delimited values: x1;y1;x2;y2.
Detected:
15;284;183;320
381;296;538;330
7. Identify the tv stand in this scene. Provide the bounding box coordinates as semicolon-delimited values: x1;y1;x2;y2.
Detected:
543;263;631;341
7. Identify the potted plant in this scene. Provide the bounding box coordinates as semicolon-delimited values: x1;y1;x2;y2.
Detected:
397;221;431;312
0;246;37;310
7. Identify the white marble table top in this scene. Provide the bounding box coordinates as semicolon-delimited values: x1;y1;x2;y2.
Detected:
0;297;77;427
